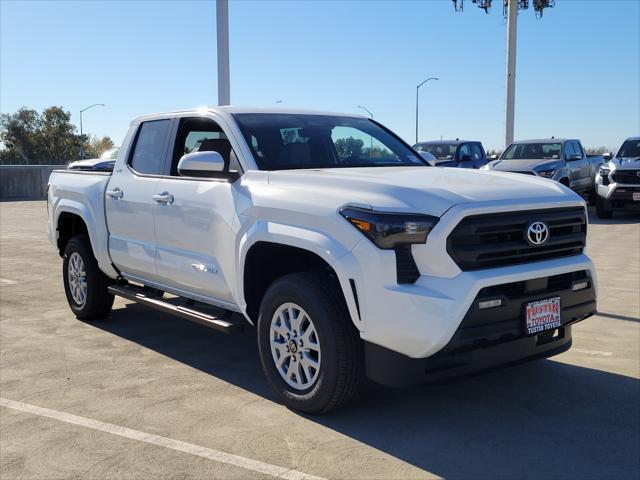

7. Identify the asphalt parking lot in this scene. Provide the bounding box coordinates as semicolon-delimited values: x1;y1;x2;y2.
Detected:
1;201;638;480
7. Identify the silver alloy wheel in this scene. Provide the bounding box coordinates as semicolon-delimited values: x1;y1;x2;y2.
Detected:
68;252;87;306
270;302;321;390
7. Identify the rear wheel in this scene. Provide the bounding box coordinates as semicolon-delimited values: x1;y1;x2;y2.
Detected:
63;235;114;320
595;196;613;219
257;272;363;414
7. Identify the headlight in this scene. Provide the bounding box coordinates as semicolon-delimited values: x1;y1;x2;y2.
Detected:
537;169;556;178
339;207;438;249
598;166;610;176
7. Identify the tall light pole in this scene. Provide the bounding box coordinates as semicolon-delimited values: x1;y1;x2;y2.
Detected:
216;0;230;106
504;0;517;147
415;77;438;144
79;103;105;159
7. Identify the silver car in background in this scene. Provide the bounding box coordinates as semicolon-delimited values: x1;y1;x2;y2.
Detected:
594;136;640;218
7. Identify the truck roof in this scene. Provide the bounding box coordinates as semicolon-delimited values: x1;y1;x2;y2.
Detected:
130;106;365;125
512;138;575;144
415;140;475;145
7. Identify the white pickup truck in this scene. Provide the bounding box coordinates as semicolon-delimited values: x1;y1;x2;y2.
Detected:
48;107;597;413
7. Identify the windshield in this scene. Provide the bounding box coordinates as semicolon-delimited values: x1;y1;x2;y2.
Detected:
100;147;120;159
501;142;562;160
616;139;640;158
414;143;457;159
233;113;427;170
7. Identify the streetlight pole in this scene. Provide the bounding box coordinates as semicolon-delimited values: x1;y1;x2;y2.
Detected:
216;0;230;106
79;103;105;159
415;77;438;144
504;0;518;147
357;106;375;154
357;105;374;119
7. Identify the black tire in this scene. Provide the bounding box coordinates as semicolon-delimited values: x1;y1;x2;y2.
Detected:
257;272;363;414
63;235;114;320
595;196;613;219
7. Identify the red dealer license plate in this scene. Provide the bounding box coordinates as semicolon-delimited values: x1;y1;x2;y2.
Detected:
525;297;562;336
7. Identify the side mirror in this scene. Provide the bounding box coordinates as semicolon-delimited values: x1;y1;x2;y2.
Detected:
460;154;473;162
566;153;582;161
178;151;235;179
603;152;612;160
489;154;499;160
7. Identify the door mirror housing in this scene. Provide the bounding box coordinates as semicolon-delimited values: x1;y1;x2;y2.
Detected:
602;152;612;160
566;153;582;161
177;151;238;180
460;154;473;162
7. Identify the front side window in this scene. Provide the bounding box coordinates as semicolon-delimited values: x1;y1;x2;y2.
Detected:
616;140;640;158
233;113;426;170
170;117;240;176
501;142;563;160
470;143;484;160
130;120;171;175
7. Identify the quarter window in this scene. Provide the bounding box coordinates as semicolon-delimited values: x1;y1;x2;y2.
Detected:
130;120;171;175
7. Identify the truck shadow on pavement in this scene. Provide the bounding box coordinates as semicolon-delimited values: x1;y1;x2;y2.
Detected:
97;302;640;480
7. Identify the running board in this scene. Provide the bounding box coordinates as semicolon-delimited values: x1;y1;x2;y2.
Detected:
108;284;243;334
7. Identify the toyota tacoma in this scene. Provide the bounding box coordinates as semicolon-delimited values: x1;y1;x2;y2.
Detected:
594;136;640;218
47;107;597;413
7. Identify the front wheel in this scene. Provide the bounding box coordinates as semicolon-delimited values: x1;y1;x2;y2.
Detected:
595;196;613;219
63;235;114;320
257;272;363;414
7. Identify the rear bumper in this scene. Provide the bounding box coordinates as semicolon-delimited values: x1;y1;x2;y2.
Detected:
365;271;596;387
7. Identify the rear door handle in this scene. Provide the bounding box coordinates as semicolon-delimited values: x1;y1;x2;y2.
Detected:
152;192;174;205
106;188;123;199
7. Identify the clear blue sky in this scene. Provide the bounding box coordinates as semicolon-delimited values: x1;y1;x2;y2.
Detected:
1;0;638;151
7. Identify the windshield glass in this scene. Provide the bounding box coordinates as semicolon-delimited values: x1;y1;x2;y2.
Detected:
414;143;457;159
233;113;427;170
616;139;640;158
501;142;562;160
100;147;119;159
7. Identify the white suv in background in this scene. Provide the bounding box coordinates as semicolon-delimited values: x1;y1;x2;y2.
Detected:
595;136;640;218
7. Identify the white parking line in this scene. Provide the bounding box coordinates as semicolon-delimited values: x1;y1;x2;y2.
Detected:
0;278;17;285
0;397;326;480
573;348;613;357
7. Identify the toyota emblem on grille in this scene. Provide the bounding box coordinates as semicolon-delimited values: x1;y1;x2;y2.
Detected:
527;221;549;246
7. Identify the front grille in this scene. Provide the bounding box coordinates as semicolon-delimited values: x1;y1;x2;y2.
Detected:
612;170;640;184
447;207;586;270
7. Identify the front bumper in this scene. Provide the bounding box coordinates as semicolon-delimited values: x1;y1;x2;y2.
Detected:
597;183;640;212
365;270;596;387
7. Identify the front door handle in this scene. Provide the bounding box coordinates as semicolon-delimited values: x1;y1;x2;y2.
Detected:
152;192;174;205
106;187;123;199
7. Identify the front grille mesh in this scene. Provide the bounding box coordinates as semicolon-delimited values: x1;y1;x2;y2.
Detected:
612;170;640;185
447;207;586;270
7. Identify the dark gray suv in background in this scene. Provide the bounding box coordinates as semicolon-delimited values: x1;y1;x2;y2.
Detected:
413;139;489;169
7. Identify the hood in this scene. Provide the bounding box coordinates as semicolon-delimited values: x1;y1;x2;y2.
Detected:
266;167;575;217
489;159;561;171
610;157;640;170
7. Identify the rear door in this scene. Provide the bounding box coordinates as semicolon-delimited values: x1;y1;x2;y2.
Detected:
105;119;173;281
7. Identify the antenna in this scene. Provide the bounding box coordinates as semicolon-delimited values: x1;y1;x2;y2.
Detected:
451;0;556;147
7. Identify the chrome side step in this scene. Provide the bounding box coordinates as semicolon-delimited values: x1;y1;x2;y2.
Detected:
108;284;243;334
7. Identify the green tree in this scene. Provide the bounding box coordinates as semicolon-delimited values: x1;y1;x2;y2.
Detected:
0;105;110;165
84;135;115;159
335;136;364;159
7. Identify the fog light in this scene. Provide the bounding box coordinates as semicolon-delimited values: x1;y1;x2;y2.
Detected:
572;281;589;291
479;299;502;309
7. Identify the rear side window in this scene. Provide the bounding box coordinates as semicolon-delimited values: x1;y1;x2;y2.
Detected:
129;120;171;175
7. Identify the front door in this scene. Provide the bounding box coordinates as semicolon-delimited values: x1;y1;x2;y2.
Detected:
105;119;172;281
152;116;240;305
